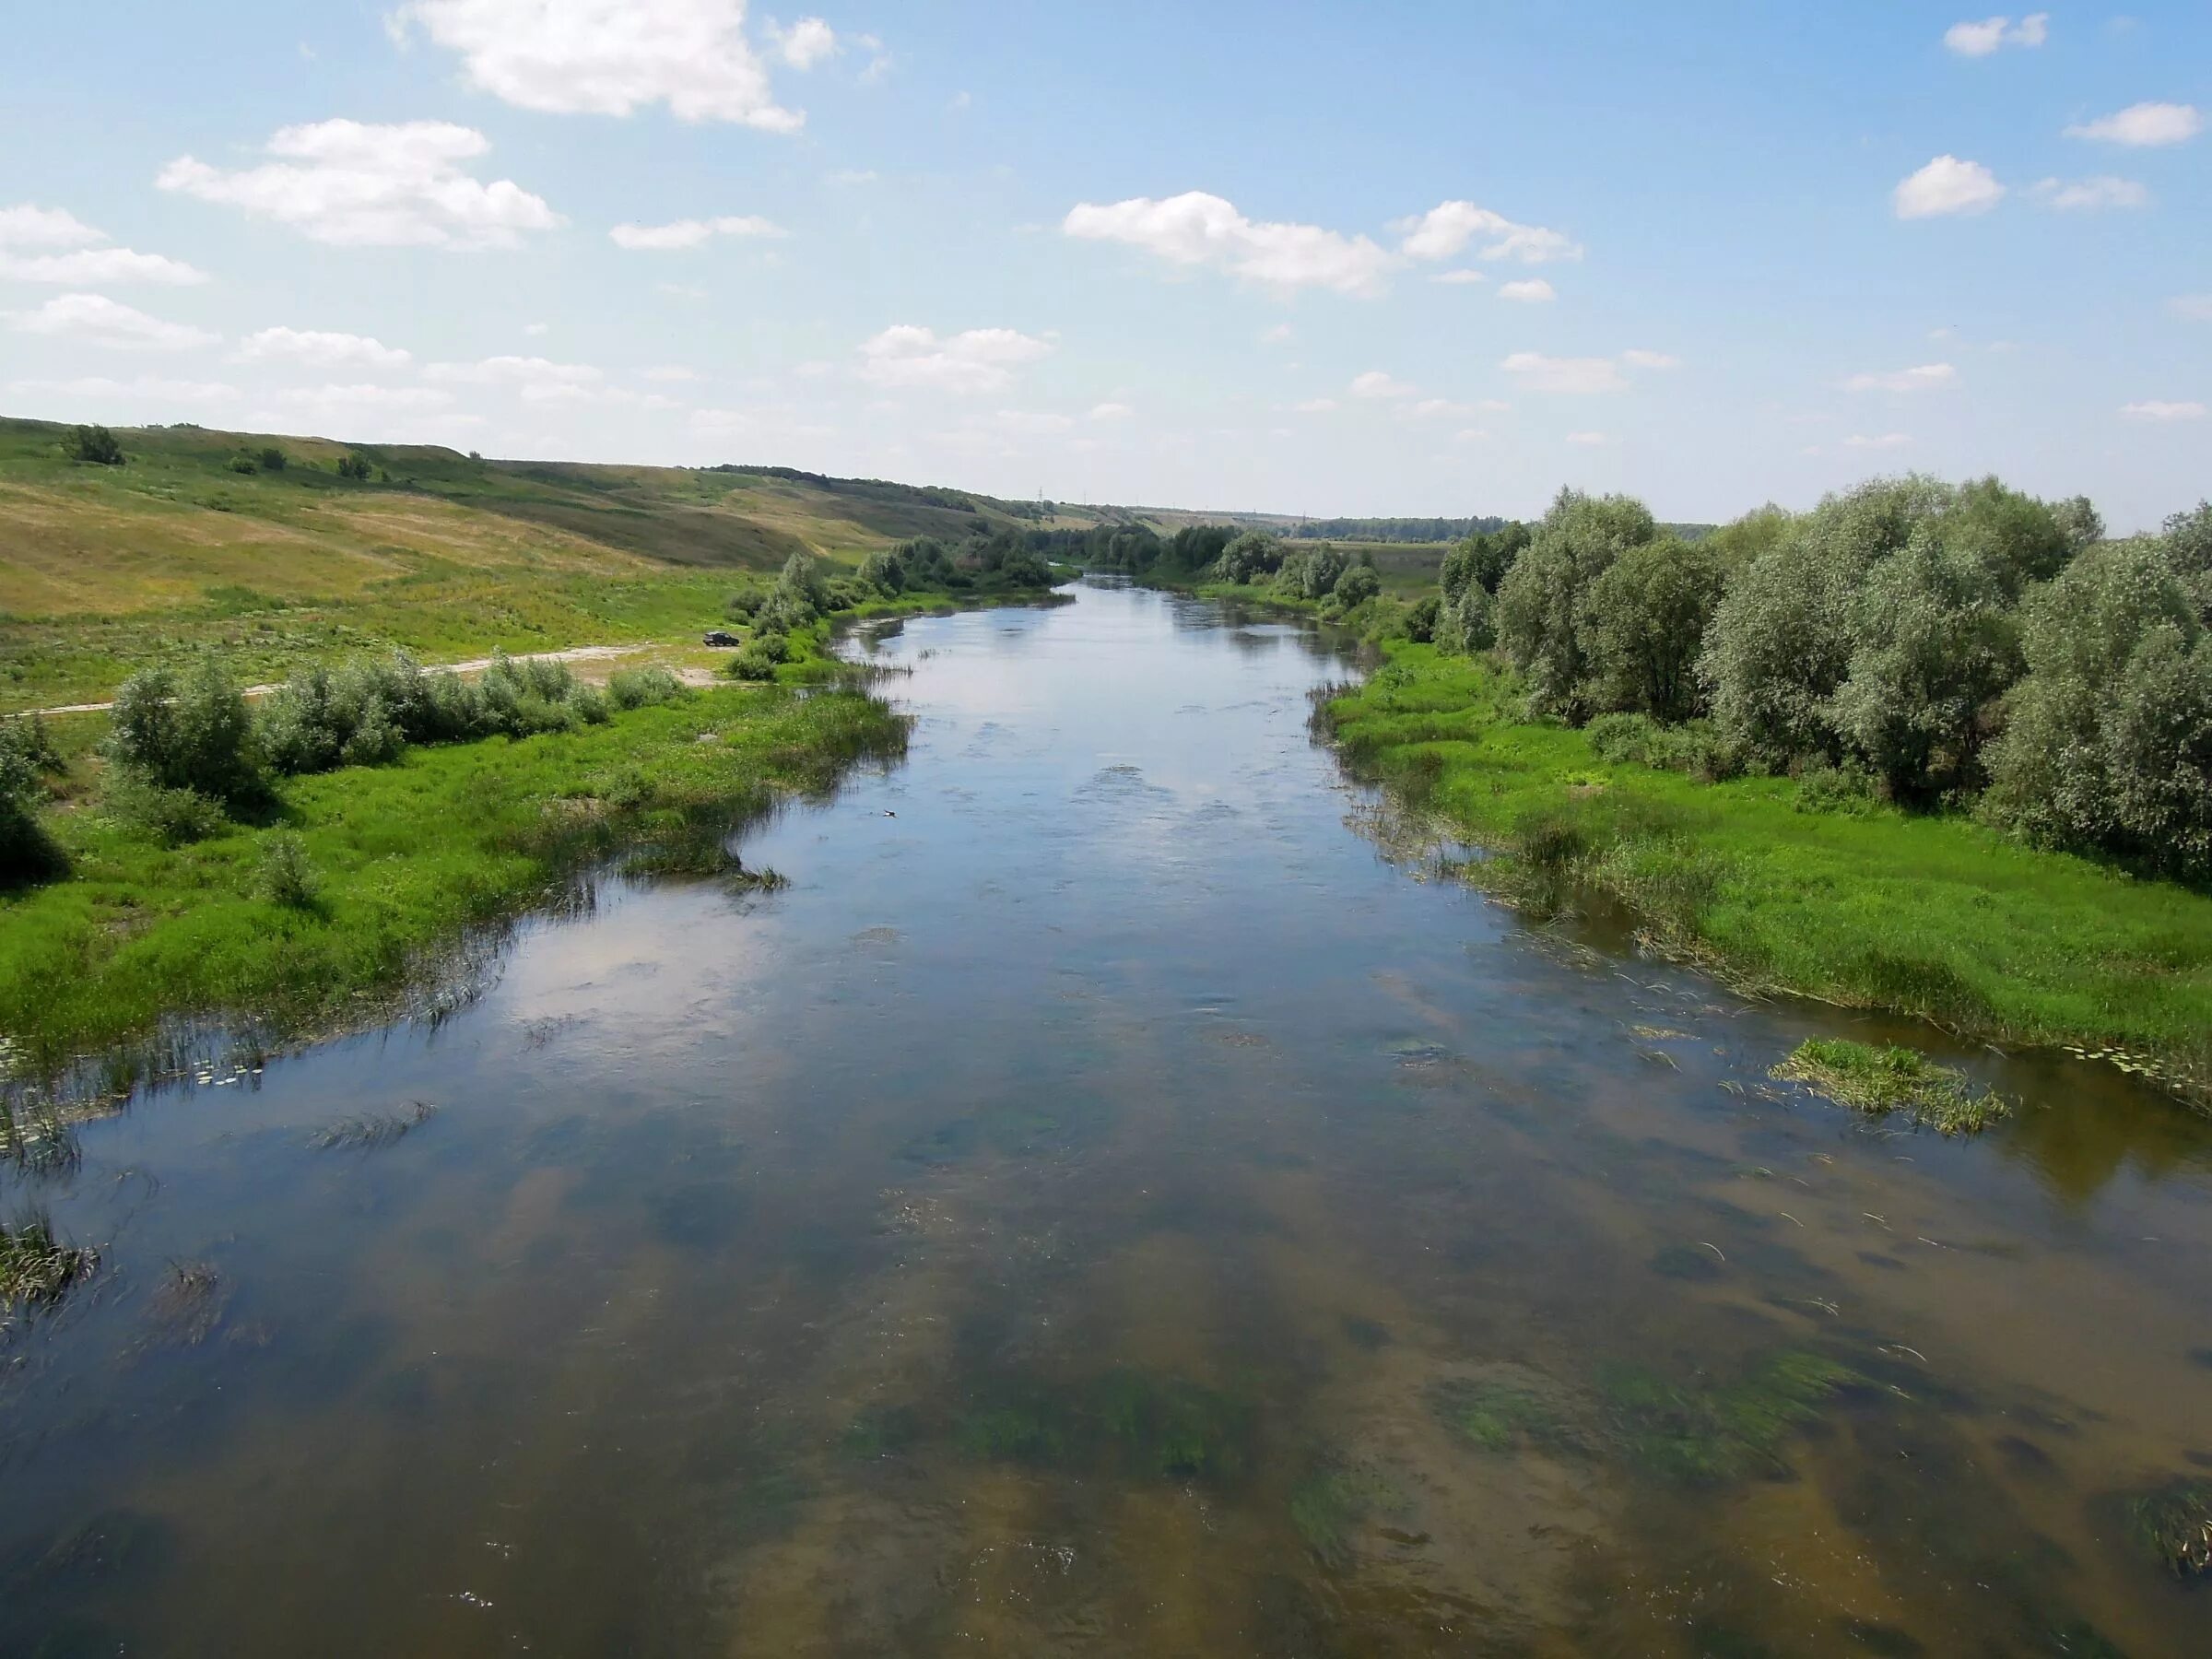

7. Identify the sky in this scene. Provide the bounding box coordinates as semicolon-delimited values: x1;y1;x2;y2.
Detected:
0;2;2206;530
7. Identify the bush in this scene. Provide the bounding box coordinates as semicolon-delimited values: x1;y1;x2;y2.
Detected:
106;659;263;807
1404;594;1441;644
1584;537;1724;723
0;724;65;886
257;832;322;910
607;666;685;710
103;774;229;847
730;631;789;681
229;453;258;475
1333;564;1382;608
1584;712;1741;782
66;424;124;465
1214;531;1285;584
335;454;373;481
258;447;288;473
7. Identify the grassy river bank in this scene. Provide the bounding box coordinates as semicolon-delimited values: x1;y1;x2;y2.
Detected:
1320;642;2212;1107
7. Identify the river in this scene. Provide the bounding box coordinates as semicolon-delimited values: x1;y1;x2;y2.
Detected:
4;580;2209;1656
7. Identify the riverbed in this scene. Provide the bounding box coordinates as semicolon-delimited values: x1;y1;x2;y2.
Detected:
4;580;2208;1656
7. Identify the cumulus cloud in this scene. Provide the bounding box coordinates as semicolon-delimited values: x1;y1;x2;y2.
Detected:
1064;192;1395;297
2030;175;2149;210
1498;278;1555;303
1894;155;2006;218
5;292;217;351
390;0;803;129
159;120;561;249
2120;400;2206;421
856;324;1053;394
1394;201;1583;265
237;326;412;369
1621;349;1681;369
1944;14;2048;55
0;202;206;285
1843;362;1959;392
1088;401;1133;420
423;356;606;402
608;214;785;249
1259;323;1294;345
2064;102;2203;147
1430;268;1487;285
1565;431;1607;446
642;364;701;382
1844;432;1913;449
1500;352;1629;394
1289;398;1338;414
763;16;838;67
1350;370;1417;400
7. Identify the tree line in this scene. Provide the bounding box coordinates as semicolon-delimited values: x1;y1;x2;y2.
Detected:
1430;478;2210;880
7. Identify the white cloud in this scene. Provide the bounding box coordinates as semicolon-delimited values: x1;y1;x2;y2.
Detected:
2065;102;2203;147
5;292;217;351
1451;428;1491;443
391;0;803;129
1844;432;1913;449
0;205;103;249
993;409;1073;436
1944;14;2048;55
1498;278;1556;303
2030;175;2149;209
1500;352;1628;394
827;169;877;186
1894;155;2006;218
1843;362;1959;392
1394;201;1583;265
764;16;838;68
856;324;1053;394
1411;397;1479;418
159;120;561;250
0;247;208;285
6;374;240;406
642;364;701;382
237;326;412;370
1260;323;1293;345
1350;370;1417;400
2171;295;2212;323
2120;400;2206;421
524;322;549;335
423;356;605;402
0;202;207;284
1088;401;1133;420
1064;191;1396;297
853;32;891;83
608;214;785;249
1289;398;1338;414
1430;267;1487;285
1621;348;1681;369
1565;431;1608;446
276;382;456;412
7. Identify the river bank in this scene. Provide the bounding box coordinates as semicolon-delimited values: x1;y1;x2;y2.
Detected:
1321;642;2212;1107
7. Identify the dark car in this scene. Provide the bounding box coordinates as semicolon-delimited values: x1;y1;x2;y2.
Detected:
702;630;741;647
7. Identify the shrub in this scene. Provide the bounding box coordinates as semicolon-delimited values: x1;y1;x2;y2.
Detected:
607;666;685;710
102;774;229;847
257;832;322;910
258;447;288;473
1403;594;1441;644
0;724;65;886
335;454;373;481
229;453;258;475
1333;563;1382;608
66;424;124;465
730;630;789;681
1214;531;1285;584
106;659;263;807
1300;545;1348;600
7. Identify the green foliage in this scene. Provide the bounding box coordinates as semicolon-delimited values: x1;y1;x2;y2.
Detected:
228;453;258;476
730;631;788;680
1829;532;2018;801
257;446;288;473
100;773;229;848
104;658;263;808
1403;594;1441;643
1984;538;2211;877
0;720;65;886
65;424;124;465
1771;1036;2008;1134
1584;536;1724;722
1583;712;1738;782
256;831;322;910
0;1211;99;1317
1441;522;1530;599
1288;1464;1403;1563
1213;529;1285;583
2126;1482;2212;1578
335;453;373;481
1600;1351;1854;1485
606;665;685;710
1702;503;1794;577
1332;561;1382;607
1495;488;1658;722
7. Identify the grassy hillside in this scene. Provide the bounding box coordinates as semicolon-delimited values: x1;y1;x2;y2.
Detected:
0;418;1072;711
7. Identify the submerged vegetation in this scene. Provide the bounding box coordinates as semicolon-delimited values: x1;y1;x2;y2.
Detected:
0;1211;100;1324
1598;1350;1857;1486
1771;1037;2009;1135
2127;1481;2212;1579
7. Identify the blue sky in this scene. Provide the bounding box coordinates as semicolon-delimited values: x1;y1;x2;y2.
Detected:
1;2;2205;528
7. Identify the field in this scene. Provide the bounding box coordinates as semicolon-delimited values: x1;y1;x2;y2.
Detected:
0;418;1100;713
1324;645;2212;1103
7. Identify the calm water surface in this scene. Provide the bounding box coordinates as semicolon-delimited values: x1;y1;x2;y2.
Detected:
5;582;2211;1656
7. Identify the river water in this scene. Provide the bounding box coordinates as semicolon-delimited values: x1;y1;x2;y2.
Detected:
4;581;2209;1657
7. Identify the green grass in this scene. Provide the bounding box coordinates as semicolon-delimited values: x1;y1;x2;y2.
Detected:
1324;645;2212;1104
0;1211;99;1320
1771;1037;2009;1135
0;684;908;1072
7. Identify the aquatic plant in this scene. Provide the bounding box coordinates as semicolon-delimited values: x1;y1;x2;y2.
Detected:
0;1211;99;1319
309;1100;438;1152
1598;1349;1856;1486
1288;1462;1404;1565
145;1260;227;1348
1771;1037;2008;1135
952;1370;1253;1484
2126;1481;2212;1578
1430;1377;1580;1454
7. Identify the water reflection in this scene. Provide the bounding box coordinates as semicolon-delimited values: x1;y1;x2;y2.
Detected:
2;582;2208;1658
